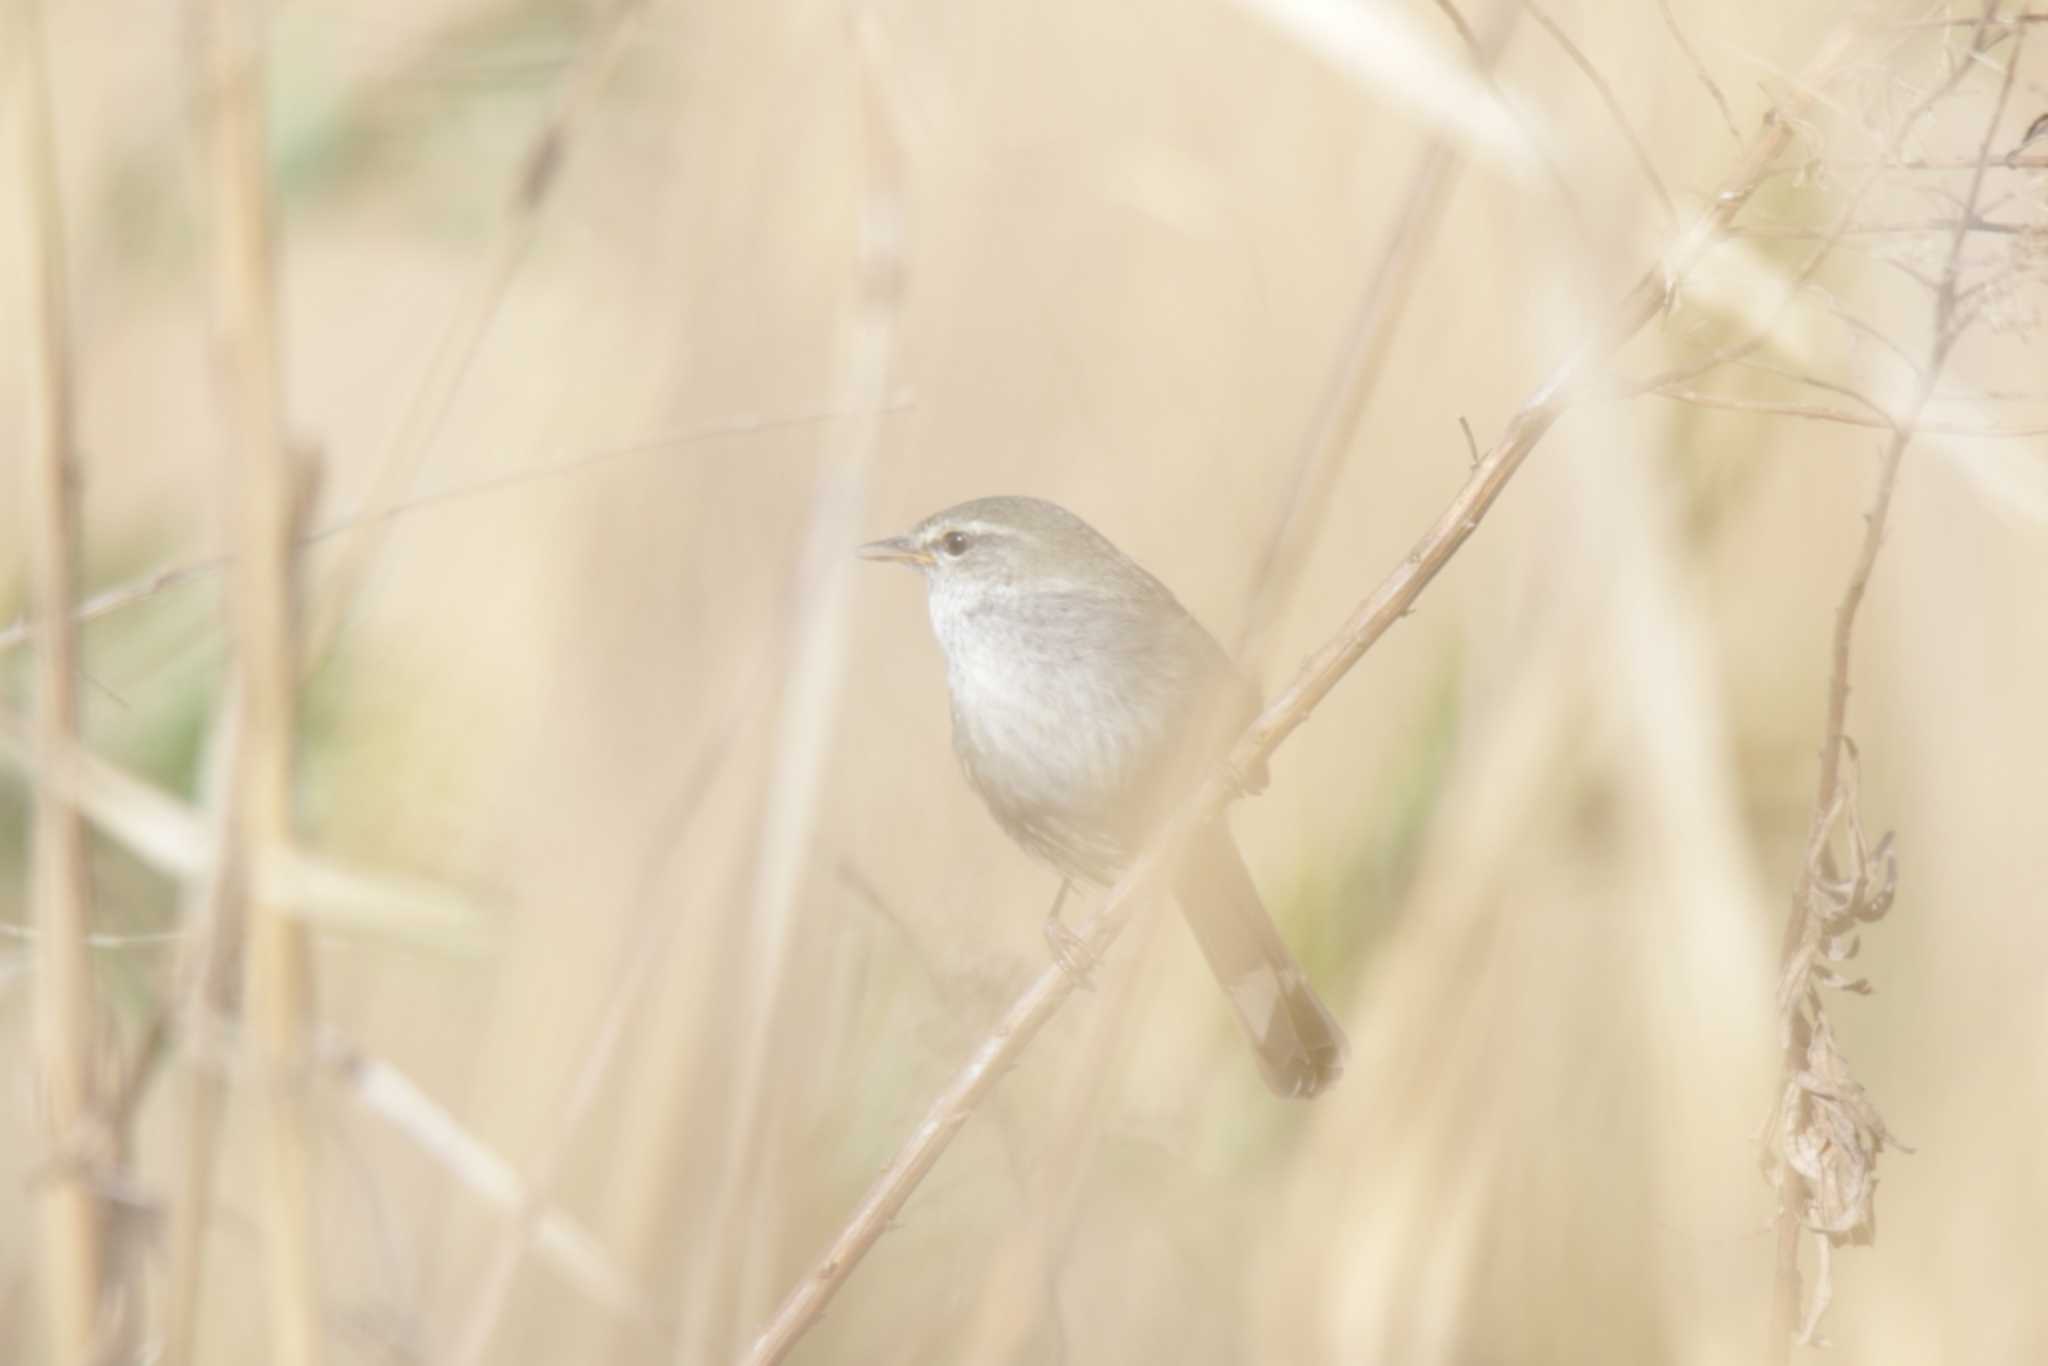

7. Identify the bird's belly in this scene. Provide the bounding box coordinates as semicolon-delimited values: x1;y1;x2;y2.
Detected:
943;649;1150;878
947;655;1126;800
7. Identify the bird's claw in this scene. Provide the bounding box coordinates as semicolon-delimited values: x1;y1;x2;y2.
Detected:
1043;916;1098;989
1221;754;1267;800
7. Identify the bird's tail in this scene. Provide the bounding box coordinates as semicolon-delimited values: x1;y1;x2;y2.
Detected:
1172;825;1347;1098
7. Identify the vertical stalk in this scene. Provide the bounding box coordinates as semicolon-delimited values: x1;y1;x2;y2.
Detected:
1764;13;2023;1357
198;0;322;1360
159;704;243;1366
13;1;101;1360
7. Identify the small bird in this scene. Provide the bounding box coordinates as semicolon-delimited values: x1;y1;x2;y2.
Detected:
860;495;1346;1098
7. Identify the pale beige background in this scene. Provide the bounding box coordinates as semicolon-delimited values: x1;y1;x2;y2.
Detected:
3;1;2045;1362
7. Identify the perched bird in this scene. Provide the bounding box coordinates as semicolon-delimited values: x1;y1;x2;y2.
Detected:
859;495;1346;1097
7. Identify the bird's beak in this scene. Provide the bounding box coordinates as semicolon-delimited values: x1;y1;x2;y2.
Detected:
856;534;933;567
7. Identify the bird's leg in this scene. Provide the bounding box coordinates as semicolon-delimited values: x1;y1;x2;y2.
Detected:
1041;879;1096;989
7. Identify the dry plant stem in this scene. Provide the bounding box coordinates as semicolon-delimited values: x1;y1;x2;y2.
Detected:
325;1037;644;1324
1658;0;1742;139
0;699;488;946
1238;0;1520;663
12;2;103;1359
1737;215;2031;237
1860;152;2048;169
1651;388;2048;436
300;0;649;663
160;702;244;1366
1891;10;2047;27
1522;0;1679;228
1764;13;2025;1360
0;402;902;661
1434;0;1592;240
0;558;224;656
443;651;771;1365
199;0;322;1358
744;44;1846;1361
952;904;1172;1362
677;16;911;1362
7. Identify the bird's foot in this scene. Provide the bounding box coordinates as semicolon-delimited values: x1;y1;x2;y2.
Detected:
1043;915;1098;989
1221;753;1269;799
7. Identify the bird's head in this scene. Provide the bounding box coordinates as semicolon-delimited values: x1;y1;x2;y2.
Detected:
857;496;1132;601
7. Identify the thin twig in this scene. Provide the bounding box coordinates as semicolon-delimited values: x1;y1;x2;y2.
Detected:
1648;387;2048;436
300;0;652;666
1658;0;1743;139
1630;16;2016;397
444;647;773;1364
0;559;223;657
321;1035;647;1324
197;0;322;1355
1434;0;1593;239
1734;214;2033;235
1764;11;2026;1359
1238;0;1523;663
1886;10;2048;27
1732;356;1899;423
13;1;103;1358
743;31;1854;1358
1821;299;1930;380
677;14;913;1362
0;403;904;660
1523;0;1681;228
1836;152;2048;168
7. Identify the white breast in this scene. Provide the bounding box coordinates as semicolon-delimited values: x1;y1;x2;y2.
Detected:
927;578;1145;811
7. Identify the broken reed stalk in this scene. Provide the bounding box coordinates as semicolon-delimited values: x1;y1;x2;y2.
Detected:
198;0;323;1360
1765;11;2027;1358
12;1;103;1360
743;39;1850;1357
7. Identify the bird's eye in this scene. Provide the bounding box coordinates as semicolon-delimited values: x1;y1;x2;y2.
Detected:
939;530;971;557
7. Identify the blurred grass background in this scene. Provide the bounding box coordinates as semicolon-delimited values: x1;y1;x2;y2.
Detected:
3;0;2046;1361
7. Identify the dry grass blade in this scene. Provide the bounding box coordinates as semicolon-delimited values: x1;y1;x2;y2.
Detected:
447;648;769;1364
11;1;103;1359
321;1036;645;1321
675;14;913;1361
0;713;492;951
300;0;653;664
1233;0;1533;170
196;0;322;1356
